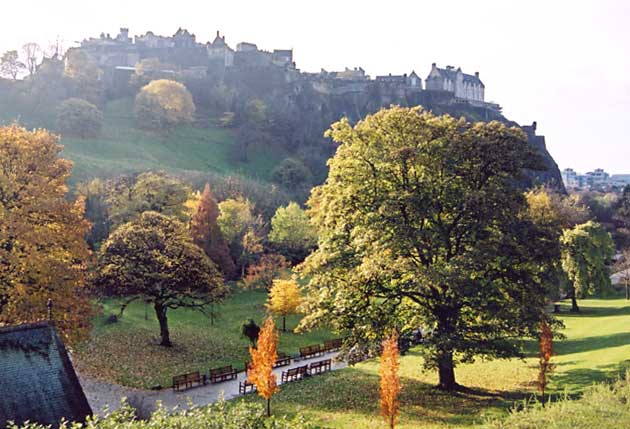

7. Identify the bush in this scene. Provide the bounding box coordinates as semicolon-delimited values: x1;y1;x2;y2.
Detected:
55;98;103;138
242;253;291;290
271;158;313;191
135;79;195;130
10;399;313;428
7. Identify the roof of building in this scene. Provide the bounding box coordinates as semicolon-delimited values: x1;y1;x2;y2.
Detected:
429;65;484;87
0;322;92;429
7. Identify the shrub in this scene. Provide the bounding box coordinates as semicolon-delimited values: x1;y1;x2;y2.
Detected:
56;98;103;138
135;79;195;130
271;158;313;191
243;253;290;290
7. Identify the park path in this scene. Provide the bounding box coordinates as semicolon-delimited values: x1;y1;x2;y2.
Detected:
79;351;347;416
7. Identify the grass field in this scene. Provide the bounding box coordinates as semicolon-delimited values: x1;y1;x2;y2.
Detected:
2;97;287;184
74;288;334;389
233;297;630;429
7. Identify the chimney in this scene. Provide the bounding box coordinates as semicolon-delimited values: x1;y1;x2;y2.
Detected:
432;62;436;68
475;71;480;78
217;30;220;38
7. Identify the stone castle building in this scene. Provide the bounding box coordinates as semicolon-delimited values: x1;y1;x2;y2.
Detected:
426;63;485;104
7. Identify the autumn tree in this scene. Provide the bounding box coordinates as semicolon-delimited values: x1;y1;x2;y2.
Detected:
0;50;25;79
190;183;236;277
217;197;264;276
299;107;559;390
135;79;195;130
538;320;555;405
94;211;226;346
107;172;192;229
243;253;291;290
248;316;279;417
561;221;614;312
380;331;401;429
0;125;93;344
266;279;302;332
56;98;104;138
268;202;317;262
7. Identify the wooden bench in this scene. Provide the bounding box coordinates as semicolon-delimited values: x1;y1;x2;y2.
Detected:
309;358;332;376
323;338;343;352
239;379;257;395
281;365;309;383
172;371;204;391
299;344;324;359
274;352;291;368
209;365;238;384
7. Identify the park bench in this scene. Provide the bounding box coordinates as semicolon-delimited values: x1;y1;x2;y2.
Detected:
274;352;292;368
172;371;205;391
281;365;309;383
209;365;238;383
239;379;257;395
323;338;343;352
308;358;332;376
299;344;324;359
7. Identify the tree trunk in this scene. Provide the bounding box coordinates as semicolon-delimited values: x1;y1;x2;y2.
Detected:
267;397;271;417
626;279;629;300
570;287;580;313
437;350;457;391
282;316;286;332
154;302;172;347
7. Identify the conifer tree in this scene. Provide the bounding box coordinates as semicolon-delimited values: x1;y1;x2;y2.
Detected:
538;320;555;405
266;279;302;332
380;331;401;429
191;183;235;277
248;316;279;417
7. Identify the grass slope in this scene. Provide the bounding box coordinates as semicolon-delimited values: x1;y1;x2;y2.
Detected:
57;98;286;183
75;289;333;389
234;297;630;429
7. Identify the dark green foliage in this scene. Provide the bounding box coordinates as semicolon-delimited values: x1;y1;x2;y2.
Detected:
56;98;103;138
242;319;261;347
271;158;313;191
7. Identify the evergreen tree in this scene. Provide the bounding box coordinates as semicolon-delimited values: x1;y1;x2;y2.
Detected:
190;183;235;277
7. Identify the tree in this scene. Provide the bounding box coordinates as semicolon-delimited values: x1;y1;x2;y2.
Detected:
268;202;317;262
0;50;25;79
616;185;630;228
190;183;236;277
130;58;177;89
135;79;195;130
242;319;261;347
64;49;103;103
247;317;279;417
107;172;192;228
266;279;302;332
243;253;291;290
538;319;555;405
614;248;630;300
271;158;313;191
94;211;226;347
217;197;264;276
380;331;401;429
22;42;42;77
0;125;93;345
76;179;110;249
561;221;614;312
56;98;104;138
298;107;558;390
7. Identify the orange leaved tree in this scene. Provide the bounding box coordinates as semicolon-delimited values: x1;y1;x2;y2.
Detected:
380;331;401;429
538;319;555;405
248;316;279;416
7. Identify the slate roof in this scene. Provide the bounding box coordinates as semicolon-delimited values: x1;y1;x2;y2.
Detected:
433;67;484;86
0;322;92;429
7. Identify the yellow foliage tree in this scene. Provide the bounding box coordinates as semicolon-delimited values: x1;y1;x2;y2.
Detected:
266;279;301;332
0;125;93;345
135;79;195;130
248;316;279;417
380;331;402;429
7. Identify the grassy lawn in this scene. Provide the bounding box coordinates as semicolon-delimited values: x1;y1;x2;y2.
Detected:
52;98;287;183
74;288;333;389
234;297;630;429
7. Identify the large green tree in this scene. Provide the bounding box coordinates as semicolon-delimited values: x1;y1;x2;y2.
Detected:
298;107;558;390
561;221;614;312
94;211;226;346
268;202;317;262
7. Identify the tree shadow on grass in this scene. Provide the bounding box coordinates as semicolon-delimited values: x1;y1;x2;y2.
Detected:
549;360;630;394
521;331;630;359
554;300;630;318
239;366;530;428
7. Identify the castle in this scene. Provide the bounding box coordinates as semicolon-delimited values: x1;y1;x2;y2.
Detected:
70;28;500;111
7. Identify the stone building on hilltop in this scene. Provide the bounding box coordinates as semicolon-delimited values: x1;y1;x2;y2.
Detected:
426;63;485;103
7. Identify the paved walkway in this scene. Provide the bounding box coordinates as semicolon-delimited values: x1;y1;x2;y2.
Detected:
79;351;347;416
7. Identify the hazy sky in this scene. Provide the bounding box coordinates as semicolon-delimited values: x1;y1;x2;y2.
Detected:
2;0;629;173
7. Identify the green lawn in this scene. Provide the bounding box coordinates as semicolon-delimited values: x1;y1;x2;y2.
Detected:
75;288;333;389
234;297;630;429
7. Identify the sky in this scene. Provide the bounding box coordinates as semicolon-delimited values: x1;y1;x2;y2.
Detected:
2;0;629;174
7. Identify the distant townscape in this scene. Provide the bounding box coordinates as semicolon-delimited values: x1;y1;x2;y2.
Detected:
562;168;630;190
72;27;500;110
